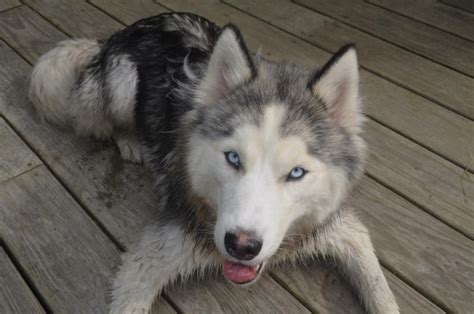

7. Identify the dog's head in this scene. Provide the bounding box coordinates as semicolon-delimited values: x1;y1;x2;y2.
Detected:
185;25;365;285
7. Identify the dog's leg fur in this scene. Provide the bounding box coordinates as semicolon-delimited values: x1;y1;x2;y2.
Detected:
110;224;216;313
316;211;399;314
113;132;143;163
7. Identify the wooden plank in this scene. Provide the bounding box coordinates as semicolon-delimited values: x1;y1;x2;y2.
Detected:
23;0;122;38
352;176;474;312
441;0;474;13
91;0;168;25
0;5;67;63
0;9;310;314
170;274;310;313
224;0;474;120
0;166;122;312
0;0;20;12
273;261;444;314
368;0;474;40
365;120;473;238
384;271;445;314
0;117;42;182
361;70;473;172
295;0;474;77
0;166;176;313
158;0;472;232
0;247;45;313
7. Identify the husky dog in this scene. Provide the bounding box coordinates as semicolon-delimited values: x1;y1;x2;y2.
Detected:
29;12;398;313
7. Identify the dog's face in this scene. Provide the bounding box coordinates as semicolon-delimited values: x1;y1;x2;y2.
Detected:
186;26;365;285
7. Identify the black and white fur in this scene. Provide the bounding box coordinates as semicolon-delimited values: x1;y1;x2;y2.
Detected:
29;13;398;313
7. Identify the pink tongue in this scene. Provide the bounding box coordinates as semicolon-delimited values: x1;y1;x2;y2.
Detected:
223;260;258;284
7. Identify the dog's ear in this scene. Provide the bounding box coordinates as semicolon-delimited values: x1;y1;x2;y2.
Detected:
195;25;256;105
309;44;361;133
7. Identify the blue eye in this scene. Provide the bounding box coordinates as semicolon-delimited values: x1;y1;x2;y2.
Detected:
225;151;240;169
288;167;306;181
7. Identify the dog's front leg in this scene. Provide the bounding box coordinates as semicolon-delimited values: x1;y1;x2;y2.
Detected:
110;224;214;314
316;211;399;314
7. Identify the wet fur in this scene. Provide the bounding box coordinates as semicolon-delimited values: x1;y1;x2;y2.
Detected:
29;12;398;313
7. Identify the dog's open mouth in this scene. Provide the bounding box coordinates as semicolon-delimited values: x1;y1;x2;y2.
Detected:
223;260;264;284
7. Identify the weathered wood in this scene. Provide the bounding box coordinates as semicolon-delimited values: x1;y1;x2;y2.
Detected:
0;117;42;183
361;70;473;172
0;0;20;12
352;176;474;313
368;0;474;40
169;274;310;313
91;0;168;25
365;120;473;238
23;0;122;38
0;8;310;313
273;261;445;314
225;0;474;119
0;166;121;312
0;166;176;313
0;6;67;62
0;247;46;313
295;0;474;77
441;0;474;13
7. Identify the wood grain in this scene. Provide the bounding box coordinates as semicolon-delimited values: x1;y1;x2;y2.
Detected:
0;6;67;62
295;0;474;77
0;166;122;312
352;176;474;312
224;0;474;119
0;247;45;313
365;120;473;238
368;0;474;40
441;0;474;13
0;0;20;12
0;7;310;313
273;261;444;314
169;274;310;313
0;166;176;313
0;117;42;183
23;0;122;38
91;0;168;25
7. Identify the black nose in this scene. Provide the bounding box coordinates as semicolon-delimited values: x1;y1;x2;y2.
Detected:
224;231;263;261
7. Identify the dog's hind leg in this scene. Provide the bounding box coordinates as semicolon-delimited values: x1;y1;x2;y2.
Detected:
110;224;216;313
316;211;399;314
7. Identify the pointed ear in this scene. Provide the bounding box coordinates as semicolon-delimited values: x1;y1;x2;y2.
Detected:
195;25;256;105
309;44;361;133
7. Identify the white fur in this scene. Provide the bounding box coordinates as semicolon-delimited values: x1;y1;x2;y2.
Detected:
110;224;218;313
29;39;101;126
187;104;350;265
29;40;142;162
106;55;138;127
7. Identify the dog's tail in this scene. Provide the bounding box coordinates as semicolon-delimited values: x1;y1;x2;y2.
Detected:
28;39;111;137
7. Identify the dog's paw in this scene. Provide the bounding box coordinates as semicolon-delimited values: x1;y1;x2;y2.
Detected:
115;136;143;164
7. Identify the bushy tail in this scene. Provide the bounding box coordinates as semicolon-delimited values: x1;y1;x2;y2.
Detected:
28;39;101;126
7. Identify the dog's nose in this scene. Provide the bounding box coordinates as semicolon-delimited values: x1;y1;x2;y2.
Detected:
224;231;262;260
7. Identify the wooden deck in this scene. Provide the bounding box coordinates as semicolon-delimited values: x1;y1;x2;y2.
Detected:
0;0;472;313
